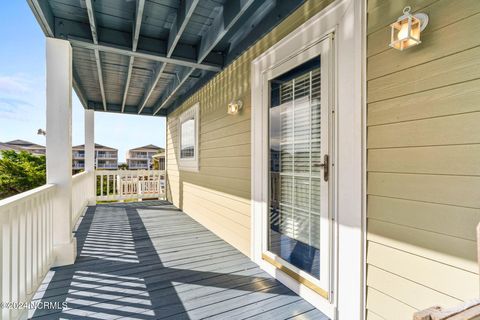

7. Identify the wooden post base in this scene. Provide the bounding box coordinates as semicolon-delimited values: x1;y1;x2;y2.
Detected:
414;300;480;320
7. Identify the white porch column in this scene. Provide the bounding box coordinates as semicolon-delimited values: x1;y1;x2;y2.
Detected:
46;38;76;266
84;109;96;204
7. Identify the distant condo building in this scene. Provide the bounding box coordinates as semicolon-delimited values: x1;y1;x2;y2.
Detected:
72;143;118;173
126;145;164;170
1;140;163;172
1;139;46;155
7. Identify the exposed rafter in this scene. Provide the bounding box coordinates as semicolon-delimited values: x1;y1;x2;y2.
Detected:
137;0;200;114
197;0;256;62
73;69;88;108
167;0;200;58
132;1;144;51
136;63;167;114
153;0;256;115
152;68;194;115
27;0;54;37
68;38;221;72
121;0;145;113
166;0;305;115
29;0;296;117
85;0;107;111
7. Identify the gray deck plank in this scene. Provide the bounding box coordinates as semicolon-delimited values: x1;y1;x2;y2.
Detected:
29;201;328;320
287;309;331;320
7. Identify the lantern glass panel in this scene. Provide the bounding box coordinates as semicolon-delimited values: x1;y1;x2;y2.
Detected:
390;15;422;50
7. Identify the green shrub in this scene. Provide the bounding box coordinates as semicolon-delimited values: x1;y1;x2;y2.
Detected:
0;150;46;200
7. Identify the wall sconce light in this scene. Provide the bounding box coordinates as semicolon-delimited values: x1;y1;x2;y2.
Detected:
390;6;428;51
227;100;243;115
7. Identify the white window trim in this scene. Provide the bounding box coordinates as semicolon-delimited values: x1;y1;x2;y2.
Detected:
251;0;365;319
178;102;200;172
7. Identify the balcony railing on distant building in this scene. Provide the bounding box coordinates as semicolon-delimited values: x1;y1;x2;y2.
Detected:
128;163;149;169
97;163;118;169
129;153;149;159
73;163;85;169
96;152;117;159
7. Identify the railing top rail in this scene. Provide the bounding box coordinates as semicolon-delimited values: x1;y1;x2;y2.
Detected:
0;183;56;211
72;170;92;180
95;169;165;174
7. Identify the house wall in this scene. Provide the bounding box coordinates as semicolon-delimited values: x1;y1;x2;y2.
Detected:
366;0;480;319
166;0;334;256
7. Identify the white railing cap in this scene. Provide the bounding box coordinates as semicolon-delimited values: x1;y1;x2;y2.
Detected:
73;170;93;181
95;169;165;174
0;183;56;210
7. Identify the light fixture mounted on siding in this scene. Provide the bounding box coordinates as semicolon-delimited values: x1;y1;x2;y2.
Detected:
227;100;243;115
390;6;428;51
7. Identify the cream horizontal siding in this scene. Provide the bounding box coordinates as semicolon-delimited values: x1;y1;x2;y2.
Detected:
367;265;462;309
166;0;335;256
366;0;480;318
366;310;387;320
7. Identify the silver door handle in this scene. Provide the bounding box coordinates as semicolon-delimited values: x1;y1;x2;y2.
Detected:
315;155;329;182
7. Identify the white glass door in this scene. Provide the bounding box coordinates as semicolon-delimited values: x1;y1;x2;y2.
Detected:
263;36;332;295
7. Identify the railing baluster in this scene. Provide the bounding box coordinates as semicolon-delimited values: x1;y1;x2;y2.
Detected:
94;170;165;201
0;185;56;318
26;199;33;295
106;174;110;196
100;174;104;198
1;209;12;320
72;171;92;225
48;189;53;264
42;192;47;276
36;195;42;283
10;208;19;311
127;172;130;195
45;189;53;265
18;202;27;304
31;198;38;291
39;195;44;277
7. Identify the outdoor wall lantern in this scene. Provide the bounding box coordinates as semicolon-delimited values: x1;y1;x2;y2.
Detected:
227;100;243;115
390;6;429;51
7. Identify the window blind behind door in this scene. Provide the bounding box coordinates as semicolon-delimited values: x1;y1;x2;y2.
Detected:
276;67;322;250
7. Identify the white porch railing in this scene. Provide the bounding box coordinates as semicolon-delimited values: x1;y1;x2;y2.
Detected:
0;184;56;320
0;169;162;318
96;170;165;201
72;171;93;225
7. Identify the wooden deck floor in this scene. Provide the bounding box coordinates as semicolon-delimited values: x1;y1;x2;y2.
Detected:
30;201;328;320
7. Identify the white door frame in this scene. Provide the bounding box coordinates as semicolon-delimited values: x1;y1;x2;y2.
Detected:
261;35;334;296
251;0;365;319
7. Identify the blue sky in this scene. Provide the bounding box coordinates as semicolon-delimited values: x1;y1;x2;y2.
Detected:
0;1;165;162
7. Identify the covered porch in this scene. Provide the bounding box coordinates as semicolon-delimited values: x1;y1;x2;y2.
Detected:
0;0;361;319
4;0;480;318
30;201;326;319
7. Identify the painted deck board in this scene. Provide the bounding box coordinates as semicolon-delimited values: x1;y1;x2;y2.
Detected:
29;201;327;320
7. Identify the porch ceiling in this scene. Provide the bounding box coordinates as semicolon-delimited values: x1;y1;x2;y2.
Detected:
28;0;305;116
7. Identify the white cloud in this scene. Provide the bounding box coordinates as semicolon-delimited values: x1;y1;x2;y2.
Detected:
0;97;33;121
0;74;31;94
0;73;44;121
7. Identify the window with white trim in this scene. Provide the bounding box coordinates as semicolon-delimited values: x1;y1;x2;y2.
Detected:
178;103;199;171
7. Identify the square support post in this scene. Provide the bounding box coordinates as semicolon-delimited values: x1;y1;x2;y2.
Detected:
84;109;96;204
46;38;76;266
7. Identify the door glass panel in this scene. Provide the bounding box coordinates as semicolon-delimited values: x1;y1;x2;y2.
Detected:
269;57;323;279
